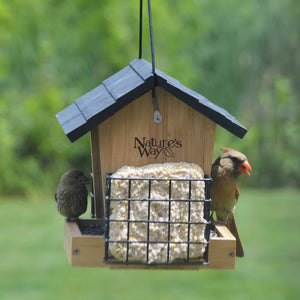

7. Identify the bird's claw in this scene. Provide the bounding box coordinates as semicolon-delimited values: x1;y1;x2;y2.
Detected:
212;220;227;226
66;217;78;222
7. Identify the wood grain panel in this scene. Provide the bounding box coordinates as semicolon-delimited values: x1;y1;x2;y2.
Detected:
97;87;216;198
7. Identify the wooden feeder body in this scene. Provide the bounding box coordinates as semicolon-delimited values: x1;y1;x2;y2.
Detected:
91;87;216;218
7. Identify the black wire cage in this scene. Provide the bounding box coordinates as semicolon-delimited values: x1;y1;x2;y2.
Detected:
104;174;212;266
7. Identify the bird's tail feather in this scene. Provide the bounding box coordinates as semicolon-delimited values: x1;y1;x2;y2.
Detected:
217;211;244;257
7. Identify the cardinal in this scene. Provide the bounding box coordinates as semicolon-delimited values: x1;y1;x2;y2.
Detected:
55;169;90;221
210;148;252;257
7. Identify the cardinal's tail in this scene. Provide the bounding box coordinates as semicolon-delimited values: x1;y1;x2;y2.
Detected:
227;212;244;257
217;211;244;257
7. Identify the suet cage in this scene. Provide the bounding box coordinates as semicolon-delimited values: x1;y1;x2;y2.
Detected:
104;175;211;266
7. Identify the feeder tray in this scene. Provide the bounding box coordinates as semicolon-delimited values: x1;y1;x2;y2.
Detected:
64;219;236;269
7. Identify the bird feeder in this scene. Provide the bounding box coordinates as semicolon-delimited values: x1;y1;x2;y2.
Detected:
56;2;247;270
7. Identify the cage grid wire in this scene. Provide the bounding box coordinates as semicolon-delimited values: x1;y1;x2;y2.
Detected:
104;174;211;266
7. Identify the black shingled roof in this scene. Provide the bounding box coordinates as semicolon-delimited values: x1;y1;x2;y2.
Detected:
56;59;247;142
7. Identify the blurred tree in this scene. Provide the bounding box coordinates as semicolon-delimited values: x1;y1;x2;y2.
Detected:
212;0;300;187
0;0;299;195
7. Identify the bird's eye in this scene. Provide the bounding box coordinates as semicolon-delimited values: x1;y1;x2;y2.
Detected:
231;157;241;164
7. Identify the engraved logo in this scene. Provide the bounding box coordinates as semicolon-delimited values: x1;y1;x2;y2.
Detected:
134;137;182;159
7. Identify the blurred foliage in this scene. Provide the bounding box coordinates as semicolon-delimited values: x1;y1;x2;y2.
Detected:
0;0;299;195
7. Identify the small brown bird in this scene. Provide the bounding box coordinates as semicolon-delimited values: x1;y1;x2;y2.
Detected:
55;169;90;221
210;148;252;257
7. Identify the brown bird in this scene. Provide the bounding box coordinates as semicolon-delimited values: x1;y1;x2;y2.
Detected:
210;148;252;257
55;169;90;221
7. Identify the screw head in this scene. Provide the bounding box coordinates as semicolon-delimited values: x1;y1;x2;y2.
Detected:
228;251;234;257
153;110;162;124
73;248;80;255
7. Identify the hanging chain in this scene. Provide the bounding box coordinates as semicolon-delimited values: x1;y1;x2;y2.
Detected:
138;0;162;123
147;0;156;75
139;0;143;59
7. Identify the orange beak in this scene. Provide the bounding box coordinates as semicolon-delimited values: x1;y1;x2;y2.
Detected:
238;160;252;176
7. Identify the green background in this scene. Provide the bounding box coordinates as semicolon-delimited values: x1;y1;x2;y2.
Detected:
0;1;299;299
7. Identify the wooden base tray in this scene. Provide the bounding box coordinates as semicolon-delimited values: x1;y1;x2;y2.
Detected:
64;219;236;269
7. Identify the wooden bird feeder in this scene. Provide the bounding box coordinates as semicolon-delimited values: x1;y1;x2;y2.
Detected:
56;2;247;270
56;59;247;270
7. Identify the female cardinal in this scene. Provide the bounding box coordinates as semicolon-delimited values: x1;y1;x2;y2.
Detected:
210;148;252;257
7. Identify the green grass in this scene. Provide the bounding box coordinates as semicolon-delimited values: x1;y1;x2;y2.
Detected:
0;189;299;300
